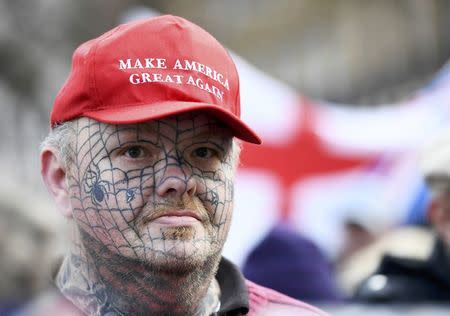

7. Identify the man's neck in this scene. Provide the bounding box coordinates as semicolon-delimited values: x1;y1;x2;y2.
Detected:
56;230;221;316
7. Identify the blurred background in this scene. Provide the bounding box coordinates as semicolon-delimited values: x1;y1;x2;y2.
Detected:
1;0;450;314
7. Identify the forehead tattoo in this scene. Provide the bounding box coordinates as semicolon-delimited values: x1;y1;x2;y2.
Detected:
67;114;235;261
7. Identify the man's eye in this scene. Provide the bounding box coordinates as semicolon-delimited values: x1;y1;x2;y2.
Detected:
125;146;145;159
194;147;216;159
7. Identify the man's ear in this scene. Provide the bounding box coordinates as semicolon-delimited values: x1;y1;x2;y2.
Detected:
41;148;72;218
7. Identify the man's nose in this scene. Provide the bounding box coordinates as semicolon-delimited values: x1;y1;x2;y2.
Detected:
155;162;197;199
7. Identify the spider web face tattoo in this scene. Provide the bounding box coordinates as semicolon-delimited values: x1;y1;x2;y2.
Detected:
67;113;235;272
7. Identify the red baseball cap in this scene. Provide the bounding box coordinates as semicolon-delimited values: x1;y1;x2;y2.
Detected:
51;15;261;144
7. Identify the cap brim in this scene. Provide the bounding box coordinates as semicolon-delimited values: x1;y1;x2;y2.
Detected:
84;101;262;144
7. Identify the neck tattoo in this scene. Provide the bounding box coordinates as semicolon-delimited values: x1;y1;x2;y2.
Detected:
56;228;222;316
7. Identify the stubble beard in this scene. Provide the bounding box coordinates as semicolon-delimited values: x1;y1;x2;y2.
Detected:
131;194;225;274
139;223;224;275
74;202;227;277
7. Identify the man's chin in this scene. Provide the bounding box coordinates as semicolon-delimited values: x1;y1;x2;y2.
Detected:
161;226;197;240
156;243;212;270
153;257;204;275
138;241;223;275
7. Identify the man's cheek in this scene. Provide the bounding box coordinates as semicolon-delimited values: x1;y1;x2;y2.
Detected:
205;182;233;222
225;179;234;201
110;168;154;218
200;172;233;206
114;187;144;220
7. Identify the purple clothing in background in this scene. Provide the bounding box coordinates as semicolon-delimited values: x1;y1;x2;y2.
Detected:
243;223;343;303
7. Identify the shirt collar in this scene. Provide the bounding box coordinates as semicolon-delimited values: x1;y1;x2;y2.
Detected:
216;257;249;315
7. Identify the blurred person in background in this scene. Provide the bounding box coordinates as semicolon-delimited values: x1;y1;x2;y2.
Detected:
0;199;53;316
336;224;434;300
243;223;343;304
38;15;328;316
337;214;382;266
353;130;450;302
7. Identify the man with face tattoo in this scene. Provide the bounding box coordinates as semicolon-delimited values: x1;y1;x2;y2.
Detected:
39;15;328;316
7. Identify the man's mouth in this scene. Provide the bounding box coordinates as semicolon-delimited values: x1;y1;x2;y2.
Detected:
137;208;208;228
136;193;211;228
151;210;203;226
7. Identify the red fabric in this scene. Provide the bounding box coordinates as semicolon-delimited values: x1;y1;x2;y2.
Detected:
240;100;375;219
246;280;329;315
24;283;329;316
51;15;261;144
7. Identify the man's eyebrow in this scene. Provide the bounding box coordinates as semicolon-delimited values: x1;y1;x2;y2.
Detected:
191;120;231;135
114;125;141;135
188;129;233;141
115;124;159;137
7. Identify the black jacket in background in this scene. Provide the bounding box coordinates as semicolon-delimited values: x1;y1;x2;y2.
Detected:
354;237;450;303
